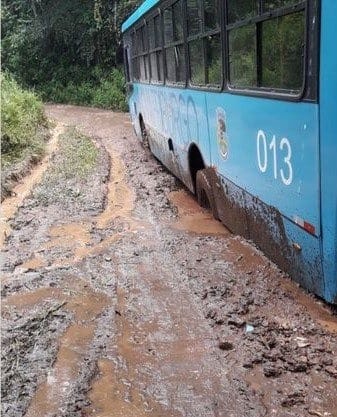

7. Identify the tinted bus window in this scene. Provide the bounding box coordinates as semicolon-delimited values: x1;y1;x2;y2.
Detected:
154;14;162;47
173;1;183;41
188;0;222;87
227;0;305;93
229;25;256;87
190;39;205;84
164;1;185;84
164;8;173;44
228;0;259;24
261;12;305;90
206;34;221;85
263;0;299;12
204;0;220;31
187;0;202;36
148;19;155;50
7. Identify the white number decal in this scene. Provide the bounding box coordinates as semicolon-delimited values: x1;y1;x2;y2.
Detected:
257;130;267;173
269;135;277;179
256;130;293;186
280;137;293;185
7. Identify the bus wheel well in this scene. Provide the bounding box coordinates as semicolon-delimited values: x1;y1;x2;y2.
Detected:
139;114;148;147
188;144;205;193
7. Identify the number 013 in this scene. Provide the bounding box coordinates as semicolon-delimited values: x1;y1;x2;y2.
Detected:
256;130;293;186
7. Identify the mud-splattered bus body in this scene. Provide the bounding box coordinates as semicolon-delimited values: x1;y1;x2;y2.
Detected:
122;0;337;304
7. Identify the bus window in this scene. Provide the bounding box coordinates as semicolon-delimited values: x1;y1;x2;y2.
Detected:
204;0;220;31
188;0;222;87
227;0;258;24
261;12;305;91
228;25;257;88
227;0;305;93
263;0;299;12
206;34;221;85
172;1;183;41
148;14;163;83
164;0;185;84
187;0;202;36
190;39;205;84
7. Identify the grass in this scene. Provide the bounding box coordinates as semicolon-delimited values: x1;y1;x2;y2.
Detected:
56;127;99;179
33;127;99;206
1;73;49;168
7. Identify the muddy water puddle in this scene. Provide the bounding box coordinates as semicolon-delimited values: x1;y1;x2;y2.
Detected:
1;124;65;248
84;263;228;417
168;190;230;235
12;139;149;273
3;277;111;417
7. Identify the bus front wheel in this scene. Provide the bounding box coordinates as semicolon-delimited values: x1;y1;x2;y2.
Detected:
196;169;219;220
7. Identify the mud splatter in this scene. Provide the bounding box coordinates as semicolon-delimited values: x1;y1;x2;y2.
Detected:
169;190;229;235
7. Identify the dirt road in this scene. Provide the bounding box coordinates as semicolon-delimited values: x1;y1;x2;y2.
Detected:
2;105;337;417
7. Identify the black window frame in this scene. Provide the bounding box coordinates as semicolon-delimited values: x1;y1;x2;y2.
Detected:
186;0;223;90
163;0;187;87
147;10;164;85
123;0;318;103
225;0;310;100
132;20;150;83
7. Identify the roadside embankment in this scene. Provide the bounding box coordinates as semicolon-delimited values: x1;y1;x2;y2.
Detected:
1;74;50;201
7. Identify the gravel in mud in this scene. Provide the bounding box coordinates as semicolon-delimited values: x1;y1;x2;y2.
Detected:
1;104;337;417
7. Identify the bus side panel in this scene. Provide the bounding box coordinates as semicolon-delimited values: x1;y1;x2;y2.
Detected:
129;84;212;191
205;93;324;298
320;2;337;303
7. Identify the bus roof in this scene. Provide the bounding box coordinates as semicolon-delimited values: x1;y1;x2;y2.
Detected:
122;0;160;33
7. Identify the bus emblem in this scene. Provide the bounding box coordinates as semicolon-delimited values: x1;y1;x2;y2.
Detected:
217;108;228;160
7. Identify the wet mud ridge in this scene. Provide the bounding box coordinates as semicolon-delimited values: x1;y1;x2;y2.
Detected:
1;104;337;417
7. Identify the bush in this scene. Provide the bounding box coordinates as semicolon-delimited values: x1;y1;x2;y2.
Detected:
92;69;127;111
38;67;127;112
1;74;48;166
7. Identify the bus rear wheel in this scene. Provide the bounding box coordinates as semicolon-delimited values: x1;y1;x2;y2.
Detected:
196;169;219;220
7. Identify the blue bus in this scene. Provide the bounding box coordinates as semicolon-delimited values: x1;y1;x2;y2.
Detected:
122;0;337;304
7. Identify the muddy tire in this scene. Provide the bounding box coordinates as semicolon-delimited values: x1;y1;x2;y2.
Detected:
196;169;219;220
139;117;149;149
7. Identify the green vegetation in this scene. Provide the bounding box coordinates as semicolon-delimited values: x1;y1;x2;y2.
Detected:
56;128;99;180
1;74;48;168
33;127;99;205
41;68;127;111
2;0;142;110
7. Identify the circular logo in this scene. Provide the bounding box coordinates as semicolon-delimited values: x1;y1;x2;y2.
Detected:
216;107;229;160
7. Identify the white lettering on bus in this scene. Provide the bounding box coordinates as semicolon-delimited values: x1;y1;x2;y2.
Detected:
256;130;293;186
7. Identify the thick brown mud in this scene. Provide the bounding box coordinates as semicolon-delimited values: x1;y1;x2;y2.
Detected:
3;277;111;417
1;105;337;417
1;125;64;248
169;189;230;235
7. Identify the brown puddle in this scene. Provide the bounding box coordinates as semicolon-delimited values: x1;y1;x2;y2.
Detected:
86;263;224;417
19;255;46;271
168;190;229;235
0;124;64;249
3;278;111;417
85;286;168;417
30;140;148;270
87;359;159;417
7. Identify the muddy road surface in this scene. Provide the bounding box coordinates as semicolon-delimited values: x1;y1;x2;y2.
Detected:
2;104;337;417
